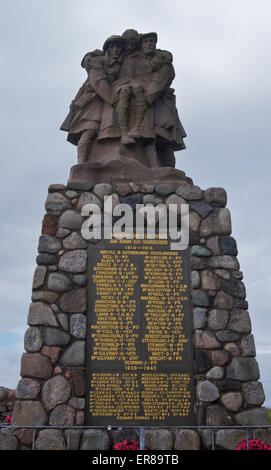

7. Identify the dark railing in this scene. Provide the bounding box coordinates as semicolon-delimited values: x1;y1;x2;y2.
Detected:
1;425;270;450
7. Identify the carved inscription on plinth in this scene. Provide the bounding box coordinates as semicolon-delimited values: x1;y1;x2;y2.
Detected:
86;237;195;425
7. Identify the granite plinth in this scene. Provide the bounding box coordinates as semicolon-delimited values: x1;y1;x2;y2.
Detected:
69;158;189;185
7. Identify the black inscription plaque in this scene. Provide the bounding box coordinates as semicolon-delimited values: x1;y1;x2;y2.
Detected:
86;236;195;426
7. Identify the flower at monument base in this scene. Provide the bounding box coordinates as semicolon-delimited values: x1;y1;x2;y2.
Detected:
114;439;140;450
4;415;12;425
235;439;271;450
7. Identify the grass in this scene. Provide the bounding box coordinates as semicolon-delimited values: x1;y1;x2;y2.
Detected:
268;409;271;424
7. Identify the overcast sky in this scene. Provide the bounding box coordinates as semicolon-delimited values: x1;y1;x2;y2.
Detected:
0;0;270;407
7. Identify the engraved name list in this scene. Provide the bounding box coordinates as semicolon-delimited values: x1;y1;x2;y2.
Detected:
86;237;195;426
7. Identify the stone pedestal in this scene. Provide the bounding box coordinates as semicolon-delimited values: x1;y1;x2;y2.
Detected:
69;159;189;186
8;179;269;450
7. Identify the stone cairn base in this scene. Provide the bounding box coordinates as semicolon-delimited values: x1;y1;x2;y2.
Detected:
0;387;16;423
1;180;269;450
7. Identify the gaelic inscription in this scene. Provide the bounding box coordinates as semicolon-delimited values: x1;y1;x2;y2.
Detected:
86;237;194;425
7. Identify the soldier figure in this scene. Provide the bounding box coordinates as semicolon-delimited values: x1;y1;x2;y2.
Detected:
60;50;105;163
61;30;186;168
115;29;147;145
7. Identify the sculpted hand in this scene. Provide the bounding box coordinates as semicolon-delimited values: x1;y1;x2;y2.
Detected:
144;93;153;106
151;54;164;72
70;102;80;111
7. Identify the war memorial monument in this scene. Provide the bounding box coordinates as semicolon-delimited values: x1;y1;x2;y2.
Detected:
3;29;269;450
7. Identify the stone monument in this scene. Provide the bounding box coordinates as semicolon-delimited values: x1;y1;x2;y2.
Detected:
6;29;269;451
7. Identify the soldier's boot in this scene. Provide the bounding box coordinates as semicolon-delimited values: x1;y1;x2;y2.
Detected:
156;145;176;168
128;86;146;140
77;129;96;163
77;144;89;163
120;128;135;145
118;87;135;145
